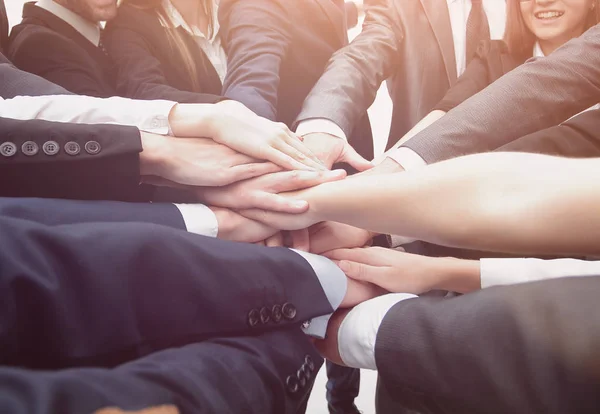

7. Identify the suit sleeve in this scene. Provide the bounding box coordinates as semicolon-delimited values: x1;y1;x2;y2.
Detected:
0;216;334;368
496;108;600;157
103;25;222;104
0;328;322;414
404;24;600;164
0;117;147;201
375;276;600;414
295;0;402;137
8;28;111;97
0;197;185;229
0;58;69;97
220;0;292;121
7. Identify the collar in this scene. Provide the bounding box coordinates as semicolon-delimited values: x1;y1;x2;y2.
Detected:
533;42;546;58
161;0;219;41
35;0;101;46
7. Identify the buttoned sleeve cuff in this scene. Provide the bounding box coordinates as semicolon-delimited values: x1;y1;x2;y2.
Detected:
173;204;219;237
295;118;348;141
385;147;427;171
290;250;347;339
480;258;600;289
338;293;416;370
0;95;177;136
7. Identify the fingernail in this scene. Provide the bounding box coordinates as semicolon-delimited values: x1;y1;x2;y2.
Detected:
292;200;308;209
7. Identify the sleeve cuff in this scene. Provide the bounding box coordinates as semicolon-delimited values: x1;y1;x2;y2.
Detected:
338;293;416;370
291;249;348;338
296;118;348;141
385;147;427;171
173;203;219;237
480;258;600;289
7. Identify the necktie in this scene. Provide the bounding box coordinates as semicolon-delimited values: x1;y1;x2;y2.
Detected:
465;0;490;65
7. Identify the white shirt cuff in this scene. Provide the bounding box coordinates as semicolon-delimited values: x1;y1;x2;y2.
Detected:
0;95;176;135
295;118;348;141
173;203;218;237
385;147;427;171
338;293;416;370
291;249;347;339
480;258;600;289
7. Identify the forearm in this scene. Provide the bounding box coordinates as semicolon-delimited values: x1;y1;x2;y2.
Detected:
305;153;600;256
385;110;446;153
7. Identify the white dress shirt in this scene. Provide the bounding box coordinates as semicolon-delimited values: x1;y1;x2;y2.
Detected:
160;0;228;83
296;0;507;141
339;259;600;370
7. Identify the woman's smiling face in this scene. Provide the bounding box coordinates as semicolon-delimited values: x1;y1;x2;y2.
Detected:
519;0;594;51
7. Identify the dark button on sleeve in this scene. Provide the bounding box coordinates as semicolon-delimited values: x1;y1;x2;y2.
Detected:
247;308;260;327
282;303;297;321
304;355;315;372
42;141;60;156
301;364;311;381
297;369;307;388
286;375;299;394
21;141;39;156
64;141;81;156
271;304;282;323
259;307;271;324
85;140;102;155
0;142;17;157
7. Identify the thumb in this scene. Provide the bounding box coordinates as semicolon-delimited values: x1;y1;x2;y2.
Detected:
340;145;373;172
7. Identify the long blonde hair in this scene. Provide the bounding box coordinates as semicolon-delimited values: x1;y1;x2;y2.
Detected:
122;0;215;91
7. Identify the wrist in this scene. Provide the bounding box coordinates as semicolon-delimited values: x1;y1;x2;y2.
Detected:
139;131;170;176
210;207;234;240
433;257;481;293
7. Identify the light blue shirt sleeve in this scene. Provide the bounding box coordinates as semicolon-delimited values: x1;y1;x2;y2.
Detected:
291;249;347;339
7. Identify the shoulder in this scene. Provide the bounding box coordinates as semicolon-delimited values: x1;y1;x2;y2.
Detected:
107;4;161;31
8;23;83;63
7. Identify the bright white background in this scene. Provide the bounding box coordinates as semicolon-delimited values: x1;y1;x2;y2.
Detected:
6;2;393;412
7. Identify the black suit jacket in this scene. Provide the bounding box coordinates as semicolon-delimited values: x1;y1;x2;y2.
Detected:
0;0;8;54
0;197;333;369
8;2;116;97
104;4;223;104
219;0;373;159
0;55;150;201
375;277;600;414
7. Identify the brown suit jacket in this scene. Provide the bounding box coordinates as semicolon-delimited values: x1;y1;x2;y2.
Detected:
296;0;458;148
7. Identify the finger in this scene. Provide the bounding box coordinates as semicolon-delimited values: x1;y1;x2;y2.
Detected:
249;192;309;213
264;146;322;172
221;162;281;186
268;169;347;193
279;141;327;171
338;260;386;285
288;229;310;251
326;247;393;266
266;232;285;247
282;135;327;168
341;145;374;172
238;209;312;231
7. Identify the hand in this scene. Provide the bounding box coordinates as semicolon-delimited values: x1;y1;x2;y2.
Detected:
309;222;376;254
239;207;319;232
211;207;278;243
140;135;280;187
171;101;325;171
259;229;310;251
313;308;350;366
327;247;463;294
197;169;346;213
301;132;372;171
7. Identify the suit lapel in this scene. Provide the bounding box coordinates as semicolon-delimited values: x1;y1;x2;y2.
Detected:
419;0;457;83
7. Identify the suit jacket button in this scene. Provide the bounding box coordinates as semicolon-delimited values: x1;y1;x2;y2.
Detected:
286;375;299;394
301;364;311;381
0;142;17;157
259;307;271;324
64;141;81;156
282;303;297;321
21;141;39;156
271;304;282;323
247;309;260;327
42;141;60;156
85;140;102;155
304;355;315;372
297;369;307;388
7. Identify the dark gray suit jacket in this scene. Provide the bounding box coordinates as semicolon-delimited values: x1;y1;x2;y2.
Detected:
403;24;600;163
296;0;459;147
375;276;600;414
